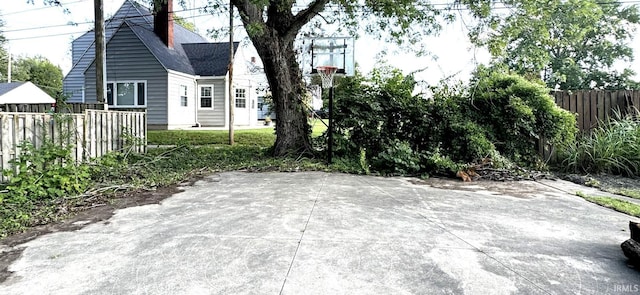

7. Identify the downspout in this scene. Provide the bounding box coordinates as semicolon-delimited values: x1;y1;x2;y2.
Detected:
193;78;201;127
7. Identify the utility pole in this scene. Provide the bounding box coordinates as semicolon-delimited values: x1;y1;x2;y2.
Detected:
228;2;235;145
94;0;107;108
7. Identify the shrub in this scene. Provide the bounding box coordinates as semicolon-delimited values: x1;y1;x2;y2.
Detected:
371;139;421;175
1;137;91;236
466;69;577;165
328;66;577;175
422;149;464;176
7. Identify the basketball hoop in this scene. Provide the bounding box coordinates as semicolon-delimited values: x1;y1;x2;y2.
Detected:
316;66;338;89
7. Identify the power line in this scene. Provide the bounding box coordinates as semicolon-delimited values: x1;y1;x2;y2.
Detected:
8;30;91;41
5;22;85;33
4;5;211;33
310;0;640;9
6;13;215;41
1;0;88;16
6;0;640;36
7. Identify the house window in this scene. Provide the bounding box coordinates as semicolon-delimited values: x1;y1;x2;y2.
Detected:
180;85;188;107
106;81;146;107
235;88;246;108
200;86;213;108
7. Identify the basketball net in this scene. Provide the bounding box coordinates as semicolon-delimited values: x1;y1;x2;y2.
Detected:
317;66;338;89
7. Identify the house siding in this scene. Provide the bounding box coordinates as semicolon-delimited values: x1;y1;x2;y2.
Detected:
63;31;94;101
63;0;151;102
71;32;93;65
85;24;168;127
196;78;226;127
167;72;197;128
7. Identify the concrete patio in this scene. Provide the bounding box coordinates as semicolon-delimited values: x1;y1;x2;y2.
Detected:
1;172;638;294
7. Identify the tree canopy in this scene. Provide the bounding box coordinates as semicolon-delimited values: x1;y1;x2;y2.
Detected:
190;0;455;155
461;0;640;90
12;56;64;98
0;16;8;83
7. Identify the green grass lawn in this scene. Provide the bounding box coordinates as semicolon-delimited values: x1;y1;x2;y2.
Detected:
310;118;328;137
576;191;640;217
148;128;275;146
148;119;329;146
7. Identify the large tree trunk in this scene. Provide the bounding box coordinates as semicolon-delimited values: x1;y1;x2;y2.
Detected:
231;0;330;156
251;31;312;156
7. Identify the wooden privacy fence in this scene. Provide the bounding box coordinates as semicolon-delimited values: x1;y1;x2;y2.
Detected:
552;90;640;132
0;103;105;113
0;109;146;181
539;89;640;162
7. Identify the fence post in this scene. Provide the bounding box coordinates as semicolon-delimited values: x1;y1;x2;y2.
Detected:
1;115;12;182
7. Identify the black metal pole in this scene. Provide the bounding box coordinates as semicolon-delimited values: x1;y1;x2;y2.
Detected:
328;86;334;164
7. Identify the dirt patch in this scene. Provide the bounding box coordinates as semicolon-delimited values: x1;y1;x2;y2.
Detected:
560;173;640;194
0;248;23;283
0;182;187;284
408;177;556;199
0;185;183;248
593;174;640;192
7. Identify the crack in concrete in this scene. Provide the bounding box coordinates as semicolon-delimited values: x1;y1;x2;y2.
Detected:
279;173;327;295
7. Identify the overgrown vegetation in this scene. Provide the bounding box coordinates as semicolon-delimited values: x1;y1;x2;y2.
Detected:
560;108;640;177
9;65;640;238
1;115;90;236
0;118;348;237
576;191;640;218
1;140;91;234
328;67;577;176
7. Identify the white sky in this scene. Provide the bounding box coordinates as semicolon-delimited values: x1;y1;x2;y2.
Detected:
1;0;639;85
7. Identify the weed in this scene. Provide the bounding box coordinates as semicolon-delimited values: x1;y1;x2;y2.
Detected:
560;108;640;176
617;189;640;200
1;114;92;236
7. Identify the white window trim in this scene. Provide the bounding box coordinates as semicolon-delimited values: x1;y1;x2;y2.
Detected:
107;80;147;108
235;88;247;109
180;85;188;107
199;85;214;109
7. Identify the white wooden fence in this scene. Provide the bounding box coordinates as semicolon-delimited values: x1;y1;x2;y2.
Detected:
0;110;146;181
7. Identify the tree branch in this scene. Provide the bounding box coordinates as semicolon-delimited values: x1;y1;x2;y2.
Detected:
286;0;331;39
231;0;264;25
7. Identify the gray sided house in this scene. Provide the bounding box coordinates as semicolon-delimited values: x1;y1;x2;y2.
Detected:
63;0;260;129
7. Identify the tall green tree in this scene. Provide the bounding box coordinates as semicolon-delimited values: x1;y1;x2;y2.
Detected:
12;56;63;98
461;0;640;90
184;0;455;156
0;15;8;83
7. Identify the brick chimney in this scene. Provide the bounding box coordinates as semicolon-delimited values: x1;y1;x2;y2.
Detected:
154;0;174;49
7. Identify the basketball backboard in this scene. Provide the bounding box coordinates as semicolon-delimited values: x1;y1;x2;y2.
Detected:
306;37;355;76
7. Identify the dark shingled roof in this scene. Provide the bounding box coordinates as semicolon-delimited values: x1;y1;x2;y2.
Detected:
0;82;25;96
126;20;197;74
183;42;239;76
91;1;234;76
